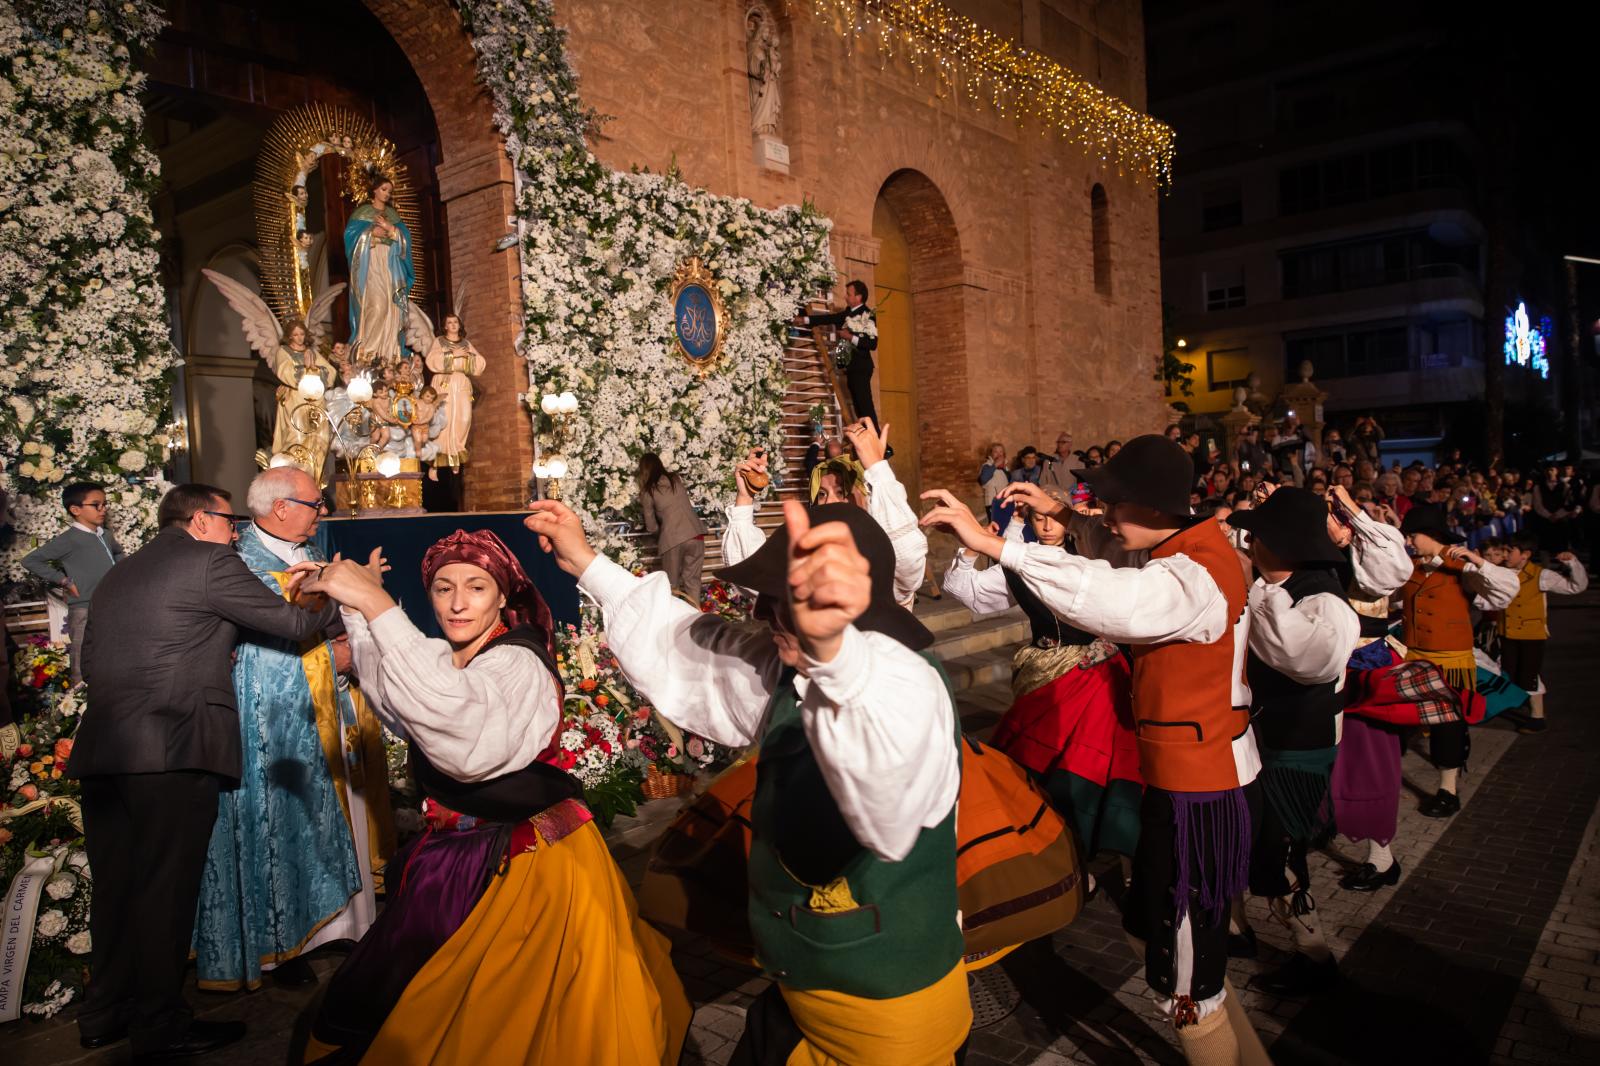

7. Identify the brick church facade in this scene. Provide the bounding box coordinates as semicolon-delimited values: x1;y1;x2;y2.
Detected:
164;0;1168;510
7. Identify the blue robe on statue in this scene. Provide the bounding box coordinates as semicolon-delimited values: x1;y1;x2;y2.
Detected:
193;530;368;990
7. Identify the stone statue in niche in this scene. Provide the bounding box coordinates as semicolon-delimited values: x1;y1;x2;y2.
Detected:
746;6;781;138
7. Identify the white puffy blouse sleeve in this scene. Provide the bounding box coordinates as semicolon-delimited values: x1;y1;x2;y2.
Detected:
579;554;780;748
863;460;928;607
579;553;960;862
796;628;961;862
1348;510;1412;599
344;606;561;782
1539;558;1589;595
942;550;1015;617
1466;562;1520;611
1247;583;1360;689
999;540;1229;644
721;503;768;570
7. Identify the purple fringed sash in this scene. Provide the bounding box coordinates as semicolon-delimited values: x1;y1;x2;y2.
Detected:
1170;787;1252;924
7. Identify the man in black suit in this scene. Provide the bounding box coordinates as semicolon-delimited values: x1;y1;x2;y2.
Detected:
67;484;338;1061
798;279;880;428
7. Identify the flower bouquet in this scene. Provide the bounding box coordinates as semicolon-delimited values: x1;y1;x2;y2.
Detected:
1;642;92;1020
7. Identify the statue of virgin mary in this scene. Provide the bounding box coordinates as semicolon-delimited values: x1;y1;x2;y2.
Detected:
343;174;414;365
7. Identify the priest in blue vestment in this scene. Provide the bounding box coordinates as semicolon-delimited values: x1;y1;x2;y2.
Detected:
193;466;395;989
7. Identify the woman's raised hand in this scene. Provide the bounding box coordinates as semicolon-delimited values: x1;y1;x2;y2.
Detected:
920;489;1005;560
997;480;1064;519
525;500;598;577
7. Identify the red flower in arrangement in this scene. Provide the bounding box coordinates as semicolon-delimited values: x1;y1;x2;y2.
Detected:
18;784;39;802
15;744;32;758
554;749;578;770
632;706;651;725
53;738;72;762
595;694;609;708
578;678;597;692
600;741;613;755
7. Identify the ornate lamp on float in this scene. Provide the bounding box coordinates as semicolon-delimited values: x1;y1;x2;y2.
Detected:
532;391;579;501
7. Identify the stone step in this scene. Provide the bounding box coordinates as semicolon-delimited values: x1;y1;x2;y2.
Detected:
955;679;1015;740
931;610;1030;661
914;596;974;634
938;644;1017;693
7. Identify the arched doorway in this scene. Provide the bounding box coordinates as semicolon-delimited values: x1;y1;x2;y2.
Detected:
873;170;967;501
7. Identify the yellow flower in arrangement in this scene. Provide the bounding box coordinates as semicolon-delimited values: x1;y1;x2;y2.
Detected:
30;761;45;775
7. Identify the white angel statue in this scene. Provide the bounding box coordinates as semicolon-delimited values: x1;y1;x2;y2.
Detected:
201;270;346;479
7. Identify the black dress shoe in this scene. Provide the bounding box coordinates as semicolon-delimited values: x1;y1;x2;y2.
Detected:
132;1019;247;1062
271;955;318;988
1339;860;1401;892
1226;927;1259;959
80;1025;127;1049
1250;953;1339;997
1419;789;1461;818
1517;716;1548;734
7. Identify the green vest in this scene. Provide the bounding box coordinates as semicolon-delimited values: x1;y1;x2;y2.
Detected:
746;653;963;999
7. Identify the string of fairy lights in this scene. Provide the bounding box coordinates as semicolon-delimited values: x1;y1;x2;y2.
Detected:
798;0;1175;185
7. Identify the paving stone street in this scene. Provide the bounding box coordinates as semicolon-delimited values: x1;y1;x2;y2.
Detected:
8;589;1599;1066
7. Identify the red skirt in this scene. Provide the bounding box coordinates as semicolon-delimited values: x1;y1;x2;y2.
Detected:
991;652;1142;857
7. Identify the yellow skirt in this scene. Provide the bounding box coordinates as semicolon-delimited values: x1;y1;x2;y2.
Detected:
354;821;689;1065
781;963;972;1066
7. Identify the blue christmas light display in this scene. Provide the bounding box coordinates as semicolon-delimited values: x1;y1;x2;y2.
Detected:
1503;301;1551;379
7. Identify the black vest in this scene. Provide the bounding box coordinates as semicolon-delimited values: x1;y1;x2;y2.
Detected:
1002;555;1096;648
1246;567;1351;752
408;626;582;822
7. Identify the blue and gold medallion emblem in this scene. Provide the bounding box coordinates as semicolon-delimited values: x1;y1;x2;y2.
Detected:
671;257;726;373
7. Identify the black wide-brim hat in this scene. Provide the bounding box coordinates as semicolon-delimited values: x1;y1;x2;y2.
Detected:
1399;503;1465;545
1226;486;1345;565
713;503;934;652
1073;433;1194;518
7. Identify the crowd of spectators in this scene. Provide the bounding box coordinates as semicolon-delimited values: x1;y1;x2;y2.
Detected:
979;416;1600;563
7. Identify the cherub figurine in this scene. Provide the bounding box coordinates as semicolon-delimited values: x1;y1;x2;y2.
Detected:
295;229;314;269
368;382;392;447
410;386;439;456
330;341;352;384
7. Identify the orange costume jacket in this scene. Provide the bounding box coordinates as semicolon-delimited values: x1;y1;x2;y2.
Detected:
1128;519;1252;793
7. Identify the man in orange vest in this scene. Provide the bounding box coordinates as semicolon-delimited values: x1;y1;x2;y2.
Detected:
925;435;1269;1066
1496;534;1588;733
1396;505;1517;817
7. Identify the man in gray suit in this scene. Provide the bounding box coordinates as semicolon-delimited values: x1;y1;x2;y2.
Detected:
67;484;337;1061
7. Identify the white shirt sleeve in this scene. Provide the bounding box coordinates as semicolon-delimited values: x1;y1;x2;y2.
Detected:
941;550;1015;617
863;460;928;607
1540;558;1589;595
1347;510;1412;599
1247;584;1360;689
341;607;404;739
578;554;779;747
353;606;561;782
721;503;768;569
796;628;961;862
999;539;1230;644
1466;561;1520;611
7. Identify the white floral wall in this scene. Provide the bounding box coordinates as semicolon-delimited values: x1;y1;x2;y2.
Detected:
0;0;176;582
459;0;835;557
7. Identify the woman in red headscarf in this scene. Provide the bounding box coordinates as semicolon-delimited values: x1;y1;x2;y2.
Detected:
294;532;688;1065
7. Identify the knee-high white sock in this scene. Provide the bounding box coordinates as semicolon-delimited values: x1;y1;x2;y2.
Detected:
1366;840;1394;873
1438;767;1459;795
1529;692;1546;720
1228;895;1250;936
1273;880;1333;963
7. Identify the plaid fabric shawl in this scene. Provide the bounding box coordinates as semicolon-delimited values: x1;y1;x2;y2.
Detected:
1344;650;1486;728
